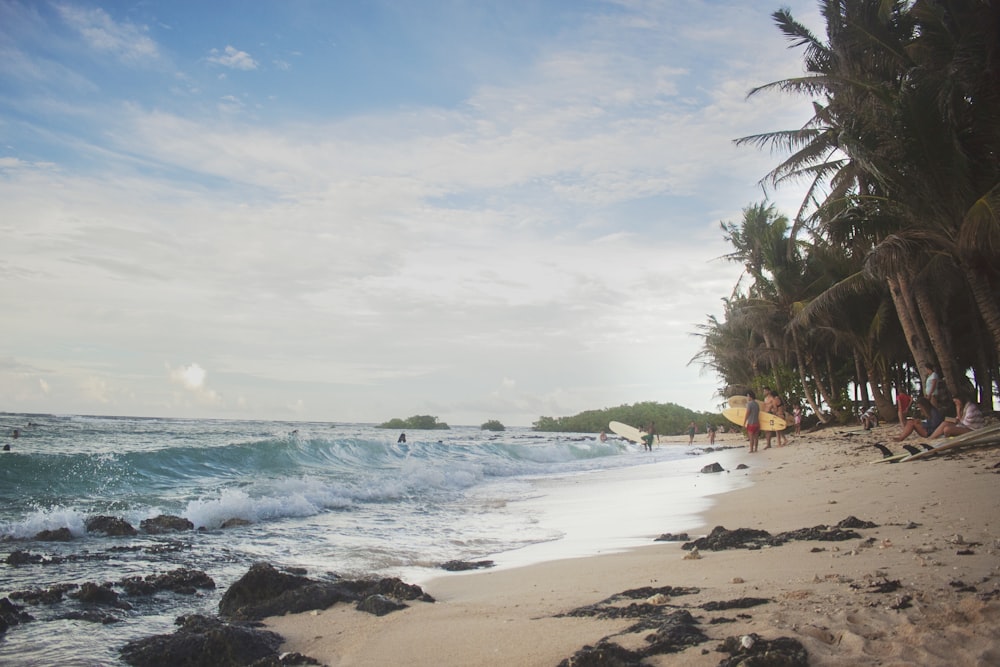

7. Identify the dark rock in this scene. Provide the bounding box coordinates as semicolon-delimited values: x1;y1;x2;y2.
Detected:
683;526;778;551
736;463;750;470
120;568;216;596
220;518;252;529
0;597;34;635
140;515;194;534
69;582;132;610
247;652;321;666
440;559;495;571
700;462;725;474
219;563;433;621
10;583;78;604
58;610;121;624
642;609;708;655
837;516;877;529
557;641;644;666
702;597;771;611
367;577;434;602
119;614;283;667
6;550;44;566
717;635;809;666
653;533;690;542
86;515;138;536
356;594;407;616
34;527;73;542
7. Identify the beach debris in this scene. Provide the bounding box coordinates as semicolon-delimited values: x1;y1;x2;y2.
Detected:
890;594;913;610
139;515;194;535
683;517;878;553
702;597;770;611
645;593;670;605
736;463;749;469
85;515;138;537
644;609;709;655
683;547;702;560
653;532;689;542
731;577;745;584
439;559;494;571
717;635;809;666
700;462;725;474
740;633;757;649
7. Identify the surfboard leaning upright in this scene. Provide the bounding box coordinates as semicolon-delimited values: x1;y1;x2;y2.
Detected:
721;406;787;432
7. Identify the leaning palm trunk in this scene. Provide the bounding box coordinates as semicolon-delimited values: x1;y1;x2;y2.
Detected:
912;281;963;400
887;273;935;375
962;265;1000;364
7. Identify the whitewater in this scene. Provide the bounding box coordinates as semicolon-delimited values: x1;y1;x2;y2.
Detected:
0;414;746;666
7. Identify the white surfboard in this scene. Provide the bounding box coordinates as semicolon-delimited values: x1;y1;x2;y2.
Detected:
608;421;647;444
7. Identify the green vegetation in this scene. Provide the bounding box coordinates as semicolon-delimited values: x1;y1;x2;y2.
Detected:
533;401;723;435
693;2;1000;424
377;415;450;430
480;419;505;432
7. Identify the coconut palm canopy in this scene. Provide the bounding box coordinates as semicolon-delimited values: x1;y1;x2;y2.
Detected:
695;0;1000;422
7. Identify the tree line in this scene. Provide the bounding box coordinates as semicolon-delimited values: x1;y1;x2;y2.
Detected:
533;401;723;435
693;0;999;423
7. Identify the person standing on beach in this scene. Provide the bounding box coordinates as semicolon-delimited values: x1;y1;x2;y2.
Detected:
793;406;802;435
761;388;787;447
744;391;761;453
686;421;696;445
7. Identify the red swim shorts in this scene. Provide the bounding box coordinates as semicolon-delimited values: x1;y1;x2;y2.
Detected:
746;424;760;434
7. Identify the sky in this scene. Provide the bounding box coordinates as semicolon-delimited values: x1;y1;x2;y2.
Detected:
0;0;821;427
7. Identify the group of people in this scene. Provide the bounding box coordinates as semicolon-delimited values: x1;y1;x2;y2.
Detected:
742;387;794;453
893;364;985;441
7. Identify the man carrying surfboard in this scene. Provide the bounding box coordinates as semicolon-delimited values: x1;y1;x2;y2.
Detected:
743;391;761;453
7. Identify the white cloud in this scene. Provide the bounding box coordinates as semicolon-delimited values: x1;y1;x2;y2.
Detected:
207;45;258;70
56;4;159;62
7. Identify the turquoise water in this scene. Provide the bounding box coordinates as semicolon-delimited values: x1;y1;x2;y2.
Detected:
0;414;735;665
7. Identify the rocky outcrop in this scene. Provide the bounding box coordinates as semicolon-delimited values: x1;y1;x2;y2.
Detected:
86;515;138;536
119;568;216;596
218;562;433;621
439;559;495;571
0;598;33;636
33;527;73;542
119;614;284;667
700;462;725;474
140;515;194;534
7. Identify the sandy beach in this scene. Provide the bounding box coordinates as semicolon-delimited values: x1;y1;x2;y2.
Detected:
265;425;1000;666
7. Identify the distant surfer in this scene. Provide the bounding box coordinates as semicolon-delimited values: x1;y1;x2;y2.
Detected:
599;430;607;442
744;391;761;453
397;433;406;443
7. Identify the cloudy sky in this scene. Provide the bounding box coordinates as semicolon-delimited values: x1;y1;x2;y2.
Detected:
0;0;819;426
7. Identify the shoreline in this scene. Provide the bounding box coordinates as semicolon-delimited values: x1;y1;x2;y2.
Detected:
265;425;1000;666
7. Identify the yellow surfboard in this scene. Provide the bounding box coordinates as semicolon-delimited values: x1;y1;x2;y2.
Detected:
722;406;786;431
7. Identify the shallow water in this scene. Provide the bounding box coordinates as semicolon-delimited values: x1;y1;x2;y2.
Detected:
0;414;742;665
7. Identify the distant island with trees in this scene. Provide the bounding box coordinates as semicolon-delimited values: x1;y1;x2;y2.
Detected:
532;401;723;436
377;402;724;435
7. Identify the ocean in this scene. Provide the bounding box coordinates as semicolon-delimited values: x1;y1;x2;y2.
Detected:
0;414;747;666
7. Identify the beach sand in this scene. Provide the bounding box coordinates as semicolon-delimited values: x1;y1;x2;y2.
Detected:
265;426;1000;666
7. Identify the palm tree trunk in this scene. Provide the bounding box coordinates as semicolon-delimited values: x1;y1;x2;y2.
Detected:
913;281;963;401
792;328;828;423
888;273;935;372
962;264;1000;362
